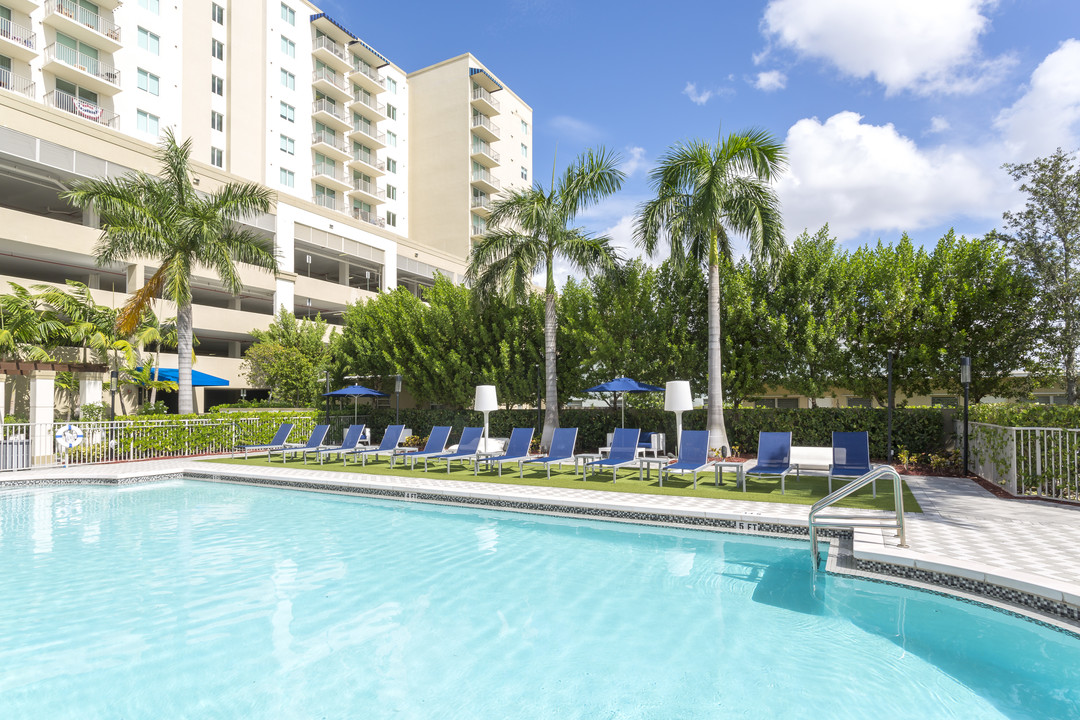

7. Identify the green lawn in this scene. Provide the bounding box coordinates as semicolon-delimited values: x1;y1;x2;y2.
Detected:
201;456;922;513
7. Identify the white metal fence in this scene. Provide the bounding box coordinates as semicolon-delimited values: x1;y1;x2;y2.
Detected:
967;421;1080;502
0;416;319;472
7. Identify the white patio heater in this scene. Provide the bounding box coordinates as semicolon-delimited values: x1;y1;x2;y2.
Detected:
665;381;693;455
475;385;498;451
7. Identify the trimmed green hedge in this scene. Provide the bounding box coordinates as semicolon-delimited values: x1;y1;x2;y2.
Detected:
970;402;1080;429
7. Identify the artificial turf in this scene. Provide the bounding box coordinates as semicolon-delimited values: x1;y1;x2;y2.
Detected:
201;455;922;513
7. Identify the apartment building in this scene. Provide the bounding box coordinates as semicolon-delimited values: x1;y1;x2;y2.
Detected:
0;0;533;412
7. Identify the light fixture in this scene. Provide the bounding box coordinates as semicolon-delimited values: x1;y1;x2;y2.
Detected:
474;385;498;448
665;381;693;455
961;356;971;474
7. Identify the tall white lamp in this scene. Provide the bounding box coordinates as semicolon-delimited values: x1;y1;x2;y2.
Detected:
665;381;693;455
475;385;499;450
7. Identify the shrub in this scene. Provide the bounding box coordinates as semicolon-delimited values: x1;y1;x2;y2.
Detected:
970;402;1080;429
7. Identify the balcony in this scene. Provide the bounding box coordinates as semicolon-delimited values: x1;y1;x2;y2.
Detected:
44;0;121;53
312;35;351;74
349;92;386;122
471;221;487;240
349;152;385;177
312;67;350;102
312;163;351;193
350;123;386;149
471;168;501;194
311;131;350;161
43;43;121;95
470;196;493;218
471;87;501;116
0;68;35;99
471;114;501;142
0;16;37;62
349;59;385;94
351;207;386;228
313;193;342;213
470;140;500;168
311;98;350;132
349;177;385;206
46;89;119;128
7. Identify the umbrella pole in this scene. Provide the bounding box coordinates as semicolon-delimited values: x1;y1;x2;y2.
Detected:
621;392;625;428
353;396;358;425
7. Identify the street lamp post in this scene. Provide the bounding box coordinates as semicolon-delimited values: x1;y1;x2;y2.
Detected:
961;356;971;474
323;371;331;421
109;370;118;421
394;374;402;424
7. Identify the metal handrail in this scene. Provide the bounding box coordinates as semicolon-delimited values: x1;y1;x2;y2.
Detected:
808;465;907;568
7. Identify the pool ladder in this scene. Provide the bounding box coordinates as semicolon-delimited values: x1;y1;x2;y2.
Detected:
808;465;908;568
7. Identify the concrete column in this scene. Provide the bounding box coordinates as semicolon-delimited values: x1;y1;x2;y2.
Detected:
339;260;350;286
229;296;242;310
126;263;144;294
382;254;397;291
274;275;296;316
78;373;103;414
29;371;56;461
82;207;99;228
228;341;242;359
88;273;101;290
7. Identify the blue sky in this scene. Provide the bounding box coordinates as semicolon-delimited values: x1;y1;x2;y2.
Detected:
328;0;1080;261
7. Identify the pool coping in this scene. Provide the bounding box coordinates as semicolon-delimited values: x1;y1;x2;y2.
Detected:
4;461;1079;635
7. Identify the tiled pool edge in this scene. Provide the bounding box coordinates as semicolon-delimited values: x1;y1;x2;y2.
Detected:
5;466;1079;634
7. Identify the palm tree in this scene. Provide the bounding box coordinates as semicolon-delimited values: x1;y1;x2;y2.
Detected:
635;129;786;453
132;307;182;407
466;147;625;450
63;129;278;414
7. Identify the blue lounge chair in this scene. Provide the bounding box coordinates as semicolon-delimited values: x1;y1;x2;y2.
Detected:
423;426;484;473
659;430;711;488
828;431;876;497
268;424;329;463
404;426;454;470
305;424;366;465
521;427;578;479
584;428;641;482
484;427;534;476
238;423;294;459
345;424;405;466
745;431;794;493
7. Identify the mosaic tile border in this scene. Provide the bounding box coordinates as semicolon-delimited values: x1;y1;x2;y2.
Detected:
0;472;183;488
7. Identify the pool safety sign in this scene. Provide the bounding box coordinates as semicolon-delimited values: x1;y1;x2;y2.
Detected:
55;424;85;450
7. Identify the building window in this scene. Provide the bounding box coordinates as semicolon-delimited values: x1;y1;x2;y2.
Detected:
280;69;295;90
521;119;528;134
211;111;224;131
211;75;224;95
386;184;397;200
210;147;223;167
280;135;295;154
212;39;224;60
386;103;397;121
138;0;160;13
386;131;397;147
137;68;159;95
211;3;224;24
386;211;397;227
847;397;871;408
280;2;295;24
521;166;528;181
279;101;294;122
521;143;528;158
280;168;294;187
386;77;397;94
136;110;159;136
281;36;295;58
931;396;959;408
138;27;160;55
386;158;396;174
777;398;799;409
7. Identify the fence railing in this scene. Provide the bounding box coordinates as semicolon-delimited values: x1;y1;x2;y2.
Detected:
967;421;1080;502
0;416;319;472
0;15;36;49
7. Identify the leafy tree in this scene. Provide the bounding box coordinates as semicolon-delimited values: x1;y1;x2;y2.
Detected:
63;129;278;414
244;308;331;406
0;282;64;361
993;148;1080;403
719;258;786;407
636;128;786;451
467;147;625;449
652;259;709;400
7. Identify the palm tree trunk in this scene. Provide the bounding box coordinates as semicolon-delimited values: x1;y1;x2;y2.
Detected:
541;290;559;451
150;342;161;406
177;301;194;415
707;259;730;455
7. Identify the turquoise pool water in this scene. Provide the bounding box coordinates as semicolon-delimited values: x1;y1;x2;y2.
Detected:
0;480;1077;719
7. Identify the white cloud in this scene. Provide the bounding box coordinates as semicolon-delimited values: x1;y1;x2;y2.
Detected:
761;0;1012;95
754;70;787;92
549;115;602;142
683;82;714;106
621;146;647;177
994;39;1080;158
927;116;951;134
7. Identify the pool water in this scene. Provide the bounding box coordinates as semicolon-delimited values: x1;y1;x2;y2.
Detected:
1;480;1077;719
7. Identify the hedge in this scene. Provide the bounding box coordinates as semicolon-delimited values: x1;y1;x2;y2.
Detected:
970;402;1080;429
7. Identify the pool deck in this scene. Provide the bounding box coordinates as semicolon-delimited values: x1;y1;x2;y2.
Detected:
4;457;1080;627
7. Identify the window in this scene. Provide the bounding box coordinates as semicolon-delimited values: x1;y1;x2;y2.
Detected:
137;68;159;95
521;143;528;158
777;398;799;409
279;101;294;121
136;110;159;136
280;168;295;187
280;69;295;90
931;396;959;408
280;2;295;24
386;77;397;94
386;103;397;121
521;166;528;181
280;135;294;154
210;147;223;167
138;27;160;55
212;39;224;60
521;119;528;134
386;158;397;173
386;211;397;227
847;397;871;408
138;0;160;13
386;184;397;200
386;131;397;147
211;75;224;95
211;111;224;131
211;3;224;23
280;36;295;58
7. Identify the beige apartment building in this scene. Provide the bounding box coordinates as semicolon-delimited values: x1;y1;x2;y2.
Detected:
0;0;532;412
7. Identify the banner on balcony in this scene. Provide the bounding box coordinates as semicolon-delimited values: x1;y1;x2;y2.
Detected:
75;99;103;121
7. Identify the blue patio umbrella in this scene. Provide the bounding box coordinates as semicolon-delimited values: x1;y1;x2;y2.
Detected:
585;376;665;427
323;384;388;423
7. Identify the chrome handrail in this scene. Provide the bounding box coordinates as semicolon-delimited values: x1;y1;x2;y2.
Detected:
808;465;907;568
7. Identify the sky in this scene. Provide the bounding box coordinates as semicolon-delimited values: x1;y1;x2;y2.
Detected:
327;0;1080;267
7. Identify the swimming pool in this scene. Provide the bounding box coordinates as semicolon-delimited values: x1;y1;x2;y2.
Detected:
1;480;1077;719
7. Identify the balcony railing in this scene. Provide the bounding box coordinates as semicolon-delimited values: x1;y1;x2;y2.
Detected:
351;92;385;115
472;114;501;138
352;207;386;227
313;163;347;182
312;66;348;92
45;43;120;86
312;131;348;153
46;89;119;127
352;153;385;171
0;16;36;49
313;35;348;63
352;178;385;199
351;60;385;88
351;124;386;145
472;140;500;163
312;98;347;123
471;169;501;190
0;68;35;98
47;0;121;41
313;194;340;212
471;196;492;211
471;222;487;236
472;87;500;111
